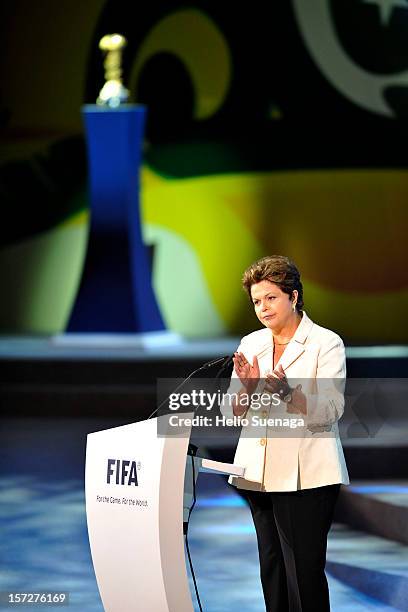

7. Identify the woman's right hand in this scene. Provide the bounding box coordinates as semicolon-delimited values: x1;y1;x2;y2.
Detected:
233;352;260;395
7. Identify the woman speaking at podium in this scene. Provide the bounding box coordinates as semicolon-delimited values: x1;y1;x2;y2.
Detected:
221;255;349;612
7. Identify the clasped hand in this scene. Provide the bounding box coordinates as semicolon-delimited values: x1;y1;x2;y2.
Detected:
266;366;306;415
233;353;306;415
264;364;291;399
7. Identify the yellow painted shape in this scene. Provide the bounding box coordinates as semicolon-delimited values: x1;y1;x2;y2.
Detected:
142;168;408;341
129;8;231;119
141;173;264;331
225;170;408;293
303;279;408;343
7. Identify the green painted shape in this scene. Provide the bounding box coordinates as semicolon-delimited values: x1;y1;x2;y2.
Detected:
144;223;226;335
0;212;88;333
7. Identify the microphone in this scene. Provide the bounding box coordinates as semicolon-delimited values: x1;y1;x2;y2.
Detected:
200;355;232;370
147;355;232;419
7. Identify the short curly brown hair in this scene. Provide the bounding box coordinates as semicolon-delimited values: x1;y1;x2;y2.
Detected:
242;255;304;312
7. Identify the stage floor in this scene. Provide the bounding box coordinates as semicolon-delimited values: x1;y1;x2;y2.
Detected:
1;418;407;611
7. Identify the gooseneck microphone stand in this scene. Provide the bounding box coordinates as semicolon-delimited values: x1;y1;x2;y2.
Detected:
146;355;232;420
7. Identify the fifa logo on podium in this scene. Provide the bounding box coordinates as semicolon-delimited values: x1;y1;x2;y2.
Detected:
106;459;139;486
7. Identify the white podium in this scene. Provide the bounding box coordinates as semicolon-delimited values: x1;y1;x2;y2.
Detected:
85;414;244;612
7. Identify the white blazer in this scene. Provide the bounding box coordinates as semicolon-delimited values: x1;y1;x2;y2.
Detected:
220;311;350;492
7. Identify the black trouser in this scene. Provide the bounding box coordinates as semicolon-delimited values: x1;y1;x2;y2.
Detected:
241;484;340;612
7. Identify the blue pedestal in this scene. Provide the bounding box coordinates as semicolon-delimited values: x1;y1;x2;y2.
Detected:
67;105;165;332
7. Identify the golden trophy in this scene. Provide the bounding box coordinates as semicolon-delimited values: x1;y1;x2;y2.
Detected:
97;34;130;107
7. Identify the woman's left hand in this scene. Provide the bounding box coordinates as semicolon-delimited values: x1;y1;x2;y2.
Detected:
265;364;290;396
265;365;307;415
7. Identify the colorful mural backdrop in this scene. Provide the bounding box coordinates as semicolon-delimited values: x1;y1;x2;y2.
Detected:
1;0;408;341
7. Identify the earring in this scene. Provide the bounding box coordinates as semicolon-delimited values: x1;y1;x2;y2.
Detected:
292;303;296;312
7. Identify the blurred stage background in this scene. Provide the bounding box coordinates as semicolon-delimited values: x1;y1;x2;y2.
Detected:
1;0;408;610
